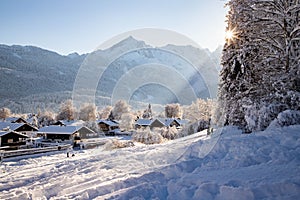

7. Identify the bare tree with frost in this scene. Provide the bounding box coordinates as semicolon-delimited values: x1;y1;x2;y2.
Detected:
111;100;131;120
56;100;76;121
119;112;135;131
78;103;97;121
165;103;182;119
38;110;56;127
98;106;113;119
0;107;11;120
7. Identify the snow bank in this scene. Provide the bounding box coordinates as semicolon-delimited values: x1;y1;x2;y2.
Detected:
268;110;300;129
0;126;299;199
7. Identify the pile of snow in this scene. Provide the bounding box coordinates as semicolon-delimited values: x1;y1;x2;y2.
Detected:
0;125;299;199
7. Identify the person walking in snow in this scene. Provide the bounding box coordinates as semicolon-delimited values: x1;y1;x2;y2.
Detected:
66;147;72;157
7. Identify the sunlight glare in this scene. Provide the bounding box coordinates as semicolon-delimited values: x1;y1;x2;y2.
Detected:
225;30;234;40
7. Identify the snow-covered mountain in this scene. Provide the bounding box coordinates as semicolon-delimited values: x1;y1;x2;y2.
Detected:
0;37;221;112
0;44;86;99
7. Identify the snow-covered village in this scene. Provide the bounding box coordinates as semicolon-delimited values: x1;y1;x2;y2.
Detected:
0;0;300;199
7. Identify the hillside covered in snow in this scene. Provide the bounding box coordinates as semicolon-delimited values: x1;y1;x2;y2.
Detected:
1;125;299;199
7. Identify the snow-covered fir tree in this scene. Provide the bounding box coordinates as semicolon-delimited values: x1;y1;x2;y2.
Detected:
217;0;300;131
142;104;153;119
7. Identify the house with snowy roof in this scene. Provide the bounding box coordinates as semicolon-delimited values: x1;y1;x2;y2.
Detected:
5;117;28;124
0;130;28;149
135;118;189;130
38;125;96;143
52;120;85;126
135;119;153;129
97;120;119;134
135;118;166;130
0;122;38;137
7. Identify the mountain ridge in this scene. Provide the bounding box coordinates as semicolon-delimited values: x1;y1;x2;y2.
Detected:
0;37;221;112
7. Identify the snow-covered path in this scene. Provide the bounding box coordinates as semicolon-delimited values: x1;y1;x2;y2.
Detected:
0;126;299;199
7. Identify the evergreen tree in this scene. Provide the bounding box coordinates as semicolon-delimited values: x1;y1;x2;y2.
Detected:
218;0;300;131
142;104;153;119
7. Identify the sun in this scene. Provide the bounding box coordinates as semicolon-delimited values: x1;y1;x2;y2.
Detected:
225;28;237;44
225;30;234;40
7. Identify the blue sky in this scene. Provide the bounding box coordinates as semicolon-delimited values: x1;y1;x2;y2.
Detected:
0;0;228;55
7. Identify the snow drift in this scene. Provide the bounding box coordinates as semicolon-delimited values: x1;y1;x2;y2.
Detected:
0;125;299;199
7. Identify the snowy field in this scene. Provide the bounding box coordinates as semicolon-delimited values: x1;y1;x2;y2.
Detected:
0;125;299;199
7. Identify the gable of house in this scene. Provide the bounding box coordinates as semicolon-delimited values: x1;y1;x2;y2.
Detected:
97;120;119;131
76;126;96;138
150;119;165;129
5;117;28;124
0;131;28;147
0;122;38;133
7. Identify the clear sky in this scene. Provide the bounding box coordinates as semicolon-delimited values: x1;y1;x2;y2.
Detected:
0;0;228;55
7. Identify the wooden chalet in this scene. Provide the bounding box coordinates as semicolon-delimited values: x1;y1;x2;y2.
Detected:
0;130;28;149
0;122;38;136
135;118;189;130
97;120;119;133
38;125;96;144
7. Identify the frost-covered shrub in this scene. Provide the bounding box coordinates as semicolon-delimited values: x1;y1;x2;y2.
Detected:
183;99;216;122
268;110;300;129
257;104;286;131
132;127;164;144
103;139;134;150
180;121;200;136
160;126;180;140
244;104;260;132
245;103;287;132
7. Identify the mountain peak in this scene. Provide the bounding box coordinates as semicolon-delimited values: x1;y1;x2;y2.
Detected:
67;52;80;58
109;36;148;50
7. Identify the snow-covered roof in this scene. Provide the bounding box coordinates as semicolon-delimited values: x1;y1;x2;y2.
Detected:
38;125;84;135
0;122;25;131
97;120;119;127
0;130;28;138
55;120;85;126
135;119;153;126
175;119;189;125
5;117;27;123
156;118;178;126
135;118;189;127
